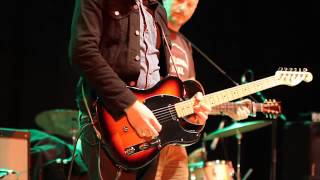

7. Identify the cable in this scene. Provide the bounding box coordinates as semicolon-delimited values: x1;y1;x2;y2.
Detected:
67;122;92;180
67;78;105;180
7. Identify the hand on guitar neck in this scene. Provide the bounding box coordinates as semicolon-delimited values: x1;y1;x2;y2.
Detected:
210;99;282;120
211;99;252;121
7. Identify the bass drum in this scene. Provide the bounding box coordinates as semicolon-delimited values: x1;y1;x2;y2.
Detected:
189;160;234;180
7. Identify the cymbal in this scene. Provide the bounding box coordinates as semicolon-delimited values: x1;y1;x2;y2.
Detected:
188;161;205;169
35;109;79;138
188;147;206;163
204;120;272;141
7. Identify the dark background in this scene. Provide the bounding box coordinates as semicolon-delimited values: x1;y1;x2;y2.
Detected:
1;0;319;179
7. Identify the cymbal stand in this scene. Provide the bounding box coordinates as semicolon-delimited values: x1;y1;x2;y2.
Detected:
202;133;208;161
236;132;242;180
71;117;78;146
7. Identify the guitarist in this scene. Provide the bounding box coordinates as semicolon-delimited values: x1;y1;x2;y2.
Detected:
153;0;253;179
69;0;212;179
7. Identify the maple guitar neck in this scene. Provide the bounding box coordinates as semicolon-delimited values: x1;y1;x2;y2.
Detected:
175;76;279;117
175;69;313;118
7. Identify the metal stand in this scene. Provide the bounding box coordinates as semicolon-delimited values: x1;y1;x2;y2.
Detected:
270;119;277;180
236;133;242;180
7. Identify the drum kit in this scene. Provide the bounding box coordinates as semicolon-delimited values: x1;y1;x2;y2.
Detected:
188;120;272;180
34;109;272;180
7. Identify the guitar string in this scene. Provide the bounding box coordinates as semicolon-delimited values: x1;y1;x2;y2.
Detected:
151;104;196;124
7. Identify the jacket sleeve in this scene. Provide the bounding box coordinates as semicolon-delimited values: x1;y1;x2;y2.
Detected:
68;0;137;111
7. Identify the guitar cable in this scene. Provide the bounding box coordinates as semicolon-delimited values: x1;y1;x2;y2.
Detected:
66;79;105;180
66;121;91;180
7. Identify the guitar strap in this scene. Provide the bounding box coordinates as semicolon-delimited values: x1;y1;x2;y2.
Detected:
160;27;181;80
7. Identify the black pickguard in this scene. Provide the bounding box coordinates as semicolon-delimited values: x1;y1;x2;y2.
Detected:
144;95;203;147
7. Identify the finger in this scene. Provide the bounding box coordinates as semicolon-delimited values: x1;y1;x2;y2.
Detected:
199;103;211;114
138;129;154;138
195;112;208;124
244;107;251;117
144;129;153;138
194;103;211;115
138;130;146;138
193;92;203;104
145;120;159;137
150;117;162;133
195;92;204;99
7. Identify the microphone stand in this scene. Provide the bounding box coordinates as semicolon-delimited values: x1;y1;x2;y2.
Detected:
236;133;242;180
180;33;260;103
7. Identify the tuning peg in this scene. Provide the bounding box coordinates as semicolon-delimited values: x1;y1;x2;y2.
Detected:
303;68;308;72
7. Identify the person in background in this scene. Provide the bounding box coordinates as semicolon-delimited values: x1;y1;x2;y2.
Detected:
152;0;253;179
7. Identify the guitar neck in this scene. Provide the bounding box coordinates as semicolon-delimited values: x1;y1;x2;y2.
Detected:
211;102;265;115
175;75;280;118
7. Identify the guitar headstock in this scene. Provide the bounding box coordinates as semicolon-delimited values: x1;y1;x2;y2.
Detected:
262;99;282;119
275;67;313;86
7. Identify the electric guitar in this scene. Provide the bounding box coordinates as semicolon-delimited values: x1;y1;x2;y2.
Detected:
96;68;312;170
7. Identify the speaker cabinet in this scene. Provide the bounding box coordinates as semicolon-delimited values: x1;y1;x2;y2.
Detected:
0;128;30;180
280;121;320;180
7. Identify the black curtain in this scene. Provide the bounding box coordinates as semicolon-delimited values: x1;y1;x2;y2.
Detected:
1;0;320;179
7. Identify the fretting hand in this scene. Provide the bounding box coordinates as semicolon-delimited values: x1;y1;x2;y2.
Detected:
188;92;211;125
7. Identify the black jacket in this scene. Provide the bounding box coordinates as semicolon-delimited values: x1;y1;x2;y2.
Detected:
69;0;171;116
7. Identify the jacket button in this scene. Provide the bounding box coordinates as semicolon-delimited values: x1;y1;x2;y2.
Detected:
135;55;140;61
135;30;140;36
114;11;120;16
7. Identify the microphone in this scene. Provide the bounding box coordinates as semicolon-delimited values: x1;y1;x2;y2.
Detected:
240;69;254;84
0;168;17;178
210;120;225;150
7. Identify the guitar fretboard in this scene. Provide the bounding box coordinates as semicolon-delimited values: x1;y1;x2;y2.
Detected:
175;76;280;118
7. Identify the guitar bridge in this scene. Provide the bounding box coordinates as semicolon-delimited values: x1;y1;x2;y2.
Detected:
124;138;161;156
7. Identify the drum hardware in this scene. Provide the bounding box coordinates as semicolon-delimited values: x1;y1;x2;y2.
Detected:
189;160;235;180
204;120;272;180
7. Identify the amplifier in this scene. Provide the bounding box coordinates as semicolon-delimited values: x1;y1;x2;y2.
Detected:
280;121;320;180
0;128;30;180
